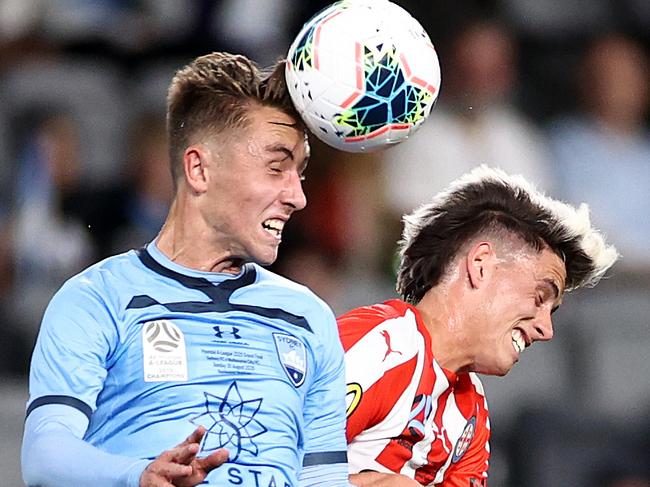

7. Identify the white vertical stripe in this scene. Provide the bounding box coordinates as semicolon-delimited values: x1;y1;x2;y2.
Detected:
347;310;426;474
399;359;450;478
345;310;420;391
433;381;480;483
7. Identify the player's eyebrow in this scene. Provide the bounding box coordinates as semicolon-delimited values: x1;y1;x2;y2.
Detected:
545;278;561;301
539;278;562;314
269;121;297;127
538;278;560;300
265;143;294;160
265;143;310;175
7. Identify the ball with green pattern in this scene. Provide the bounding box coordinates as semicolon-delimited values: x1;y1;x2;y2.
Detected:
286;0;441;152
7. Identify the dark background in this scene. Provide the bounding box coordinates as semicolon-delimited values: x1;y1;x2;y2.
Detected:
0;1;648;486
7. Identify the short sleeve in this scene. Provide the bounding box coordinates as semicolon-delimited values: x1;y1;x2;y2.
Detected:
300;305;349;466
27;276;118;418
338;307;421;442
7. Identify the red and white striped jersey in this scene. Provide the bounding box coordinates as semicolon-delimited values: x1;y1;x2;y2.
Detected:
338;299;490;486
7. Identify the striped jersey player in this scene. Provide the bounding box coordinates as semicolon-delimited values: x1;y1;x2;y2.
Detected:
339;300;490;486
338;166;618;486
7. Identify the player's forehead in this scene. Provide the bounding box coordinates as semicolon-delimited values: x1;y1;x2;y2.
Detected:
524;247;567;296
247;105;298;131
500;244;565;290
247;106;307;150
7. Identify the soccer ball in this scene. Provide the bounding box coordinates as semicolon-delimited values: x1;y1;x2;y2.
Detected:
285;0;441;153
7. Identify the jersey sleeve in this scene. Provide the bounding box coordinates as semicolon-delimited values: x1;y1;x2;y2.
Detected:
299;303;350;485
23;275;153;486
338;306;421;442
27;273;118;422
22;404;149;487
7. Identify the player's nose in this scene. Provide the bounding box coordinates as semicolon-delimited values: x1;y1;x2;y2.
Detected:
283;171;307;211
532;308;554;342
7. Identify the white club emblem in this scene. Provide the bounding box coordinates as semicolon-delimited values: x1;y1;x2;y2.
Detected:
273;333;307;387
142;320;188;382
452;416;476;463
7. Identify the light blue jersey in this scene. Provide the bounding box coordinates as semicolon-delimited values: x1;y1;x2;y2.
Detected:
25;242;349;486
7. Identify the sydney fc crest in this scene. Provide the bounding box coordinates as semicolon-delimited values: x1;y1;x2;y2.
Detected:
273;333;307;387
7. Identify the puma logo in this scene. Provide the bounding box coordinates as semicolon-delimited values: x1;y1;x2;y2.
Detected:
381;330;402;362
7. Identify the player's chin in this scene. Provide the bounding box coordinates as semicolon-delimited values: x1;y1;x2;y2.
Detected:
498;359;518;376
491;366;512;377
252;246;280;267
476;358;516;377
479;368;510;377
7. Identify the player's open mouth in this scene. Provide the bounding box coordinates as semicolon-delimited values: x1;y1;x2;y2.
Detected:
262;219;284;239
511;329;525;354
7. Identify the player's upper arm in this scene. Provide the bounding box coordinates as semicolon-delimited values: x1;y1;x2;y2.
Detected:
339;309;422;441
27;273;119;419
300;303;349;481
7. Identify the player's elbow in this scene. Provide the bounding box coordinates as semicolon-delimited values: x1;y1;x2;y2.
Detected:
21;411;85;487
22;428;54;486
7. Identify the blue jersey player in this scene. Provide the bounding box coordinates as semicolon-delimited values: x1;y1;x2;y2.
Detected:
22;52;351;487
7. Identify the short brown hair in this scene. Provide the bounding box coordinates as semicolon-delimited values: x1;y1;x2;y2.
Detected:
166;52;298;181
397;166;618;304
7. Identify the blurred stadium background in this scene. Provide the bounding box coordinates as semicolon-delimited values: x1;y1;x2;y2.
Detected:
0;1;648;486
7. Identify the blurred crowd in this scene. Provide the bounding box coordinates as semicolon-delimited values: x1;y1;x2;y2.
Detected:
0;1;648;486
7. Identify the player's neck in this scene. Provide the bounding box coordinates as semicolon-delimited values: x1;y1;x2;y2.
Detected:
156;196;245;275
416;287;475;374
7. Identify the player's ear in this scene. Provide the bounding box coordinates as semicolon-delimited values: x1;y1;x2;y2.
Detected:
183;144;209;193
466;241;496;289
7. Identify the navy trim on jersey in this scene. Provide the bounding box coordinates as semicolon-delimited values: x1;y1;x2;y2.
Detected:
26;395;93;421
129;248;313;332
302;451;348;467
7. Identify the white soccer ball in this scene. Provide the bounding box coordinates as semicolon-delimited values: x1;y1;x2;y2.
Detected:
285;0;441;153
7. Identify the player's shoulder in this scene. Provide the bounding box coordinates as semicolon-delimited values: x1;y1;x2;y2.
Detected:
337;299;422;349
42;250;139;322
338;299;414;329
251;264;335;319
253;264;325;301
53;249;139;302
62;249;139;291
